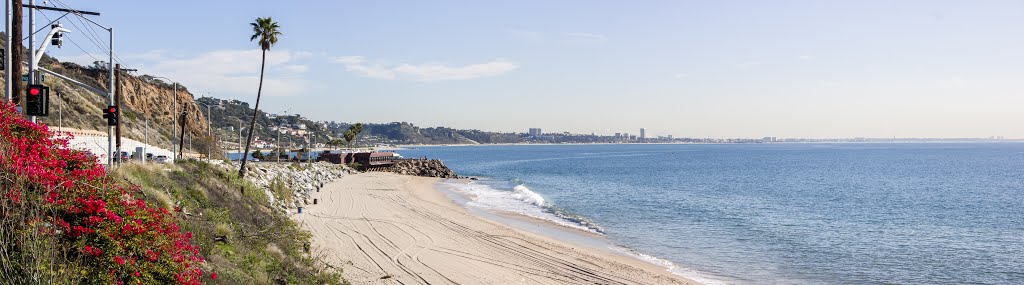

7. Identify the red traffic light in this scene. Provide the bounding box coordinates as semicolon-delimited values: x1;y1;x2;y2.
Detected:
29;87;41;96
109;107;117;113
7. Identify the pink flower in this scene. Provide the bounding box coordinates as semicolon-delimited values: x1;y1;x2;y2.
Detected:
114;256;125;265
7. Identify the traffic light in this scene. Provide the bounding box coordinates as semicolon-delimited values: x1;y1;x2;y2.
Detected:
102;105;119;126
51;23;64;47
25;84;49;116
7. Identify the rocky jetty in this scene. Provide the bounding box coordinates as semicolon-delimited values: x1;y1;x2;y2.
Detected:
224;161;354;211
392;159;459;178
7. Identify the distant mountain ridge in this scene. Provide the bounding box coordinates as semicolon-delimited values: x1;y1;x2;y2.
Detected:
196;97;526;147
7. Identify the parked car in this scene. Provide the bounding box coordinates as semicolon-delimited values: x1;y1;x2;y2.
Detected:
154;155;171;164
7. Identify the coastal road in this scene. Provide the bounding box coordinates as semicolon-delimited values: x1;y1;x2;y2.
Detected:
295;172;699;285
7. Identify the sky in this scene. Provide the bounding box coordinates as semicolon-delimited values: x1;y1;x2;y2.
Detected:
32;0;1024;138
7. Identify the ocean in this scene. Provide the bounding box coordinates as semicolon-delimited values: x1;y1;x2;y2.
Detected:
399;143;1024;285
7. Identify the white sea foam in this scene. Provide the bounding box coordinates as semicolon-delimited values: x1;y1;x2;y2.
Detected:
511;185;545;206
441;181;728;283
609;246;734;285
443;181;598;233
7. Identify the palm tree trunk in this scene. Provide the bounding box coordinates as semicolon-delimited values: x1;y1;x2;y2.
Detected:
238;49;267;178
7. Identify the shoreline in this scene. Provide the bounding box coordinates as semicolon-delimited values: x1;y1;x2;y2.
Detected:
295;172;700;284
435;178;729;285
395;140;1024;149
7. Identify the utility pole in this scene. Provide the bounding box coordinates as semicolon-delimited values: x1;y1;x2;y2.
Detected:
196;99;213;160
206;103;211;160
238;118;242;161
9;0;21;106
143;118;148;163
115;64;122;160
4;0;12;103
57;90;61;132
178;110;186;160
277;111;282;163
277;126;281;163
172;84;177;160
152;76;177;161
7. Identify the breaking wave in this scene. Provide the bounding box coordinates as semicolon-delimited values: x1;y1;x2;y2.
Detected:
512;185;546;206
443;180;603;234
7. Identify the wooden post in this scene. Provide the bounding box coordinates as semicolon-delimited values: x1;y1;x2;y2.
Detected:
178;109;187;159
10;0;22;105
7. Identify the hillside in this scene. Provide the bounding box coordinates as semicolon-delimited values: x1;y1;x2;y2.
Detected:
0;33;213;155
113;161;345;284
198;97;525;147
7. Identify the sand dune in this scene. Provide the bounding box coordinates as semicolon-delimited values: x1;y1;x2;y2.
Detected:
295;172;699;285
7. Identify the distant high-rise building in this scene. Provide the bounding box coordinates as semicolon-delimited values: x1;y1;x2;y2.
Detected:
529;128;542;137
614;133;621;138
640;128;646;140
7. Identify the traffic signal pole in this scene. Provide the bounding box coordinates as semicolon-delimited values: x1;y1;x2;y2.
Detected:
107;28;114;166
115;64;122;159
13;2;108;163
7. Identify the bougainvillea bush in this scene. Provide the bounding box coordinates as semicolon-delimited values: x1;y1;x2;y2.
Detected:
0;100;211;284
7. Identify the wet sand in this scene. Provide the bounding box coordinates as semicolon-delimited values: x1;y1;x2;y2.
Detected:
295;172;699;284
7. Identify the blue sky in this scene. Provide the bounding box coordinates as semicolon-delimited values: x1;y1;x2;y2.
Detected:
37;0;1024;138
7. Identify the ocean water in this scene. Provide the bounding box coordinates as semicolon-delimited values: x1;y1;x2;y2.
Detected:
400;143;1024;285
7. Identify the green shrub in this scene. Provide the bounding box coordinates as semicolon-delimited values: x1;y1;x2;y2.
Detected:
347;162;362;170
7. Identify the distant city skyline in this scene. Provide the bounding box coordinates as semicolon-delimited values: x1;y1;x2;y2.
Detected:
41;0;1024;138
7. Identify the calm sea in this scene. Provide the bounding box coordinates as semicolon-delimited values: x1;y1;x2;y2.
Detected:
400;143;1024;285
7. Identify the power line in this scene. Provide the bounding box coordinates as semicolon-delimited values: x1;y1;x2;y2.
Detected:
34;0;138;77
63;36;102;64
49;0;134;70
22;11;69;42
51;0;133;69
37;9;102;65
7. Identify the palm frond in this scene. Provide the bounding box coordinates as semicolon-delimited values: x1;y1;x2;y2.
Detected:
249;17;282;51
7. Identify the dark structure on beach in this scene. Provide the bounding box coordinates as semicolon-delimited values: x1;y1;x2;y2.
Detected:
317;151;399;168
316;151;457;178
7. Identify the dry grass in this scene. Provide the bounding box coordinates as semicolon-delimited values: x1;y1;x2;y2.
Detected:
111;160;345;285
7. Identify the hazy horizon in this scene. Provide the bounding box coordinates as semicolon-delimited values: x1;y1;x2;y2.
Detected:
42;0;1024;138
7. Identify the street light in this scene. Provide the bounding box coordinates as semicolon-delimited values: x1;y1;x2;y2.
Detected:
151;76;178;161
195;99;214;160
278;107;292;163
237;118;243;161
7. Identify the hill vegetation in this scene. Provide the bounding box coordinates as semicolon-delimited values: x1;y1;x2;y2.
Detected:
0;101;207;284
197;97;526;147
0;100;344;284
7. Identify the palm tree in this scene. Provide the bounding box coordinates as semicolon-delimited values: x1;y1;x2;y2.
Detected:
239;17;281;178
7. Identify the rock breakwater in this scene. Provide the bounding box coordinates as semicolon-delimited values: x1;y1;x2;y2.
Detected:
225;161;354;211
391;159;459;178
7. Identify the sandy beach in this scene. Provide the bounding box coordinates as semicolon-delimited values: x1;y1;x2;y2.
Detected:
295;172;700;285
